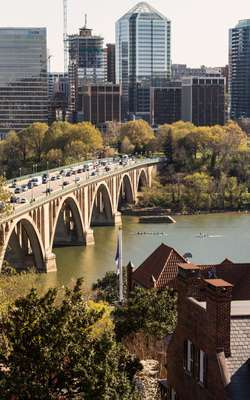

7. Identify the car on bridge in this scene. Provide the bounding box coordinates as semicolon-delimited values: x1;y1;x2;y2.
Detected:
32;176;43;186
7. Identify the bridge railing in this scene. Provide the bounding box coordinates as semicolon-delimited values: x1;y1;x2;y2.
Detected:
6;157;115;185
0;158;160;224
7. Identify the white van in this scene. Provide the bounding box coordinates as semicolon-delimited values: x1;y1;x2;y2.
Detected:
32;176;43;186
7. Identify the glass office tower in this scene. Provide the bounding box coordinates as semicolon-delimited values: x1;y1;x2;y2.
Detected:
0;28;48;137
116;2;171;119
229;20;250;119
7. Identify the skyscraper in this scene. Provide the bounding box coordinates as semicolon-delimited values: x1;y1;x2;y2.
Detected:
106;44;116;84
0;28;48;137
116;2;171;120
68;24;105;121
229;20;250;120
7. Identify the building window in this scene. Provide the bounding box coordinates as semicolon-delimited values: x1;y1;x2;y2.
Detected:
171;388;177;400
198;350;208;386
184;339;194;374
184;340;207;385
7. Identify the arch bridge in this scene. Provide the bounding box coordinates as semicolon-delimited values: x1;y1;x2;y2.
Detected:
0;159;158;273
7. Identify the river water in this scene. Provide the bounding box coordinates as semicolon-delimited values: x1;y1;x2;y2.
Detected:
37;212;250;290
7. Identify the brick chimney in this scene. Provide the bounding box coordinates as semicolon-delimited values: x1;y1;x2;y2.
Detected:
205;279;233;358
177;263;201;302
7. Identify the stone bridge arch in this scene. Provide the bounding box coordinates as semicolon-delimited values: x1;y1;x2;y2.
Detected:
137;168;149;192
0;215;45;273
89;181;115;227
117;173;135;210
50;194;85;250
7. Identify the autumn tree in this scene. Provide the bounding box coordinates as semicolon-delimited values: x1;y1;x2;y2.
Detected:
120;120;155;153
28;122;48;162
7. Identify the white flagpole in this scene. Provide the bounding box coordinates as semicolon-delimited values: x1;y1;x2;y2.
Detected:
119;227;124;303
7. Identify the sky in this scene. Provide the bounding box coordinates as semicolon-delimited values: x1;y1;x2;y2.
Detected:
0;0;249;72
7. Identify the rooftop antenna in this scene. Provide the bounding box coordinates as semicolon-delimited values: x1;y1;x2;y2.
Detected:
63;0;68;73
84;14;88;29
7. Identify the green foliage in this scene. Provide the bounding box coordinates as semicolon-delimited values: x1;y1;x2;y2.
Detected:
92;271;128;305
0;279;141;399
92;271;119;304
113;287;177;340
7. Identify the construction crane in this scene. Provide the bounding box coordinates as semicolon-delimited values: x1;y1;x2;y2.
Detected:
63;0;68;73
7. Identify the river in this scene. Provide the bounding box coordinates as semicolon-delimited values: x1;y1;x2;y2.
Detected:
36;212;250;290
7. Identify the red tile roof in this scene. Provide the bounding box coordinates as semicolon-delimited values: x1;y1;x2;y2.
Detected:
132;243;187;289
205;279;233;288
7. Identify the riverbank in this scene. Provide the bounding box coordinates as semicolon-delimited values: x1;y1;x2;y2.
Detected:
122;205;250;218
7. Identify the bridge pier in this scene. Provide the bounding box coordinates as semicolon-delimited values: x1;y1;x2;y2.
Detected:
84;229;95;246
44;252;57;273
113;212;122;226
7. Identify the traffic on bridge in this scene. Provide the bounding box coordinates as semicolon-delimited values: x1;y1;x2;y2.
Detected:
0;156;159;274
8;155;136;211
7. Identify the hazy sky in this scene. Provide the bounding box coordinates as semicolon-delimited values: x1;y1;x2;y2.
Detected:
1;0;249;71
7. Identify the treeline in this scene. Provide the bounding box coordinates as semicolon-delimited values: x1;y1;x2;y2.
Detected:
0;122;104;178
139;120;250;212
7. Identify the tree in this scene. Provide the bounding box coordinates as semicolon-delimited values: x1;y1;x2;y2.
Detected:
18;128;32;162
120;136;135;154
113;287;177;340
0;279;141;399
28;122;48;162
183;172;213;211
92;272;119;304
0;176;11;215
45;149;63;166
163;129;174;162
120;120;155;153
4;130;20;161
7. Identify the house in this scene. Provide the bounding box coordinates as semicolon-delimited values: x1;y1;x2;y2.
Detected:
165;263;250;400
131;243;187;290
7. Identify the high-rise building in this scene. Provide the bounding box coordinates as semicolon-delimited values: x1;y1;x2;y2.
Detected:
68;25;105;121
229;20;250;120
181;76;225;126
116;2;171;120
150;82;182;126
48;73;68;123
78;83;121;127
171;64;207;80
106;44;116;84
0;28;48;137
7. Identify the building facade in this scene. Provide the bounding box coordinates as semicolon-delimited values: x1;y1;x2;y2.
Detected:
0;28;48;137
116;2;171;120
48;73;68;124
78;83;121;127
150;82;182;126
181;76;225;126
68;25;105;122
106;44;116;84
229;20;250;120
165;264;250;400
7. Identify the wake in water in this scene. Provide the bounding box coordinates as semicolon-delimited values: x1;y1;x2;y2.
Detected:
131;232;168;236
195;233;223;239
